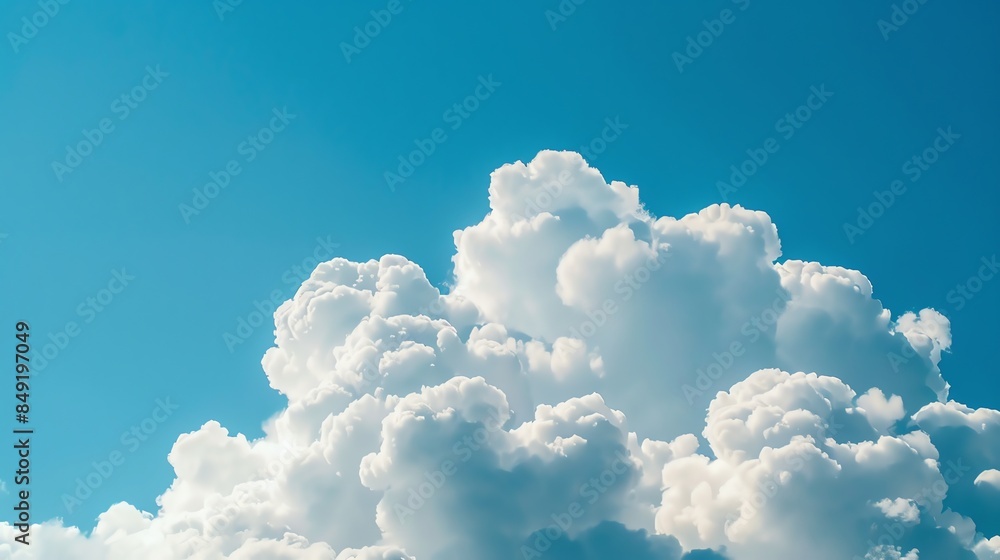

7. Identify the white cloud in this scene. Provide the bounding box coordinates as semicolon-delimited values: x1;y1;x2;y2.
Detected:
2;150;997;559
975;470;1000;490
858;388;907;435
875;498;921;524
974;536;1000;560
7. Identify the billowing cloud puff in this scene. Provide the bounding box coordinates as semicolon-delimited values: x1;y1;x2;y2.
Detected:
3;151;997;559
656;369;979;560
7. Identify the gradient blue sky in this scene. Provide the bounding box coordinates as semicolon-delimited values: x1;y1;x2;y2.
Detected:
1;0;998;531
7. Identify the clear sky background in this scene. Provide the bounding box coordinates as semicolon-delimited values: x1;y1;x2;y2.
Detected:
1;0;997;531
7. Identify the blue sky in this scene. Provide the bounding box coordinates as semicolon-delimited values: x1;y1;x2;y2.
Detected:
1;0;998;554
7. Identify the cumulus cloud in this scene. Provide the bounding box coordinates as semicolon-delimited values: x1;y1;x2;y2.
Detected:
975;470;1000;490
3;151;997;559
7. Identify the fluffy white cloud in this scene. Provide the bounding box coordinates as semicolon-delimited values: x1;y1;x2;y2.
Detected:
654;368;980;560
858;388;907;435
975;536;1000;560
975;470;1000;490
3;151;997;559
